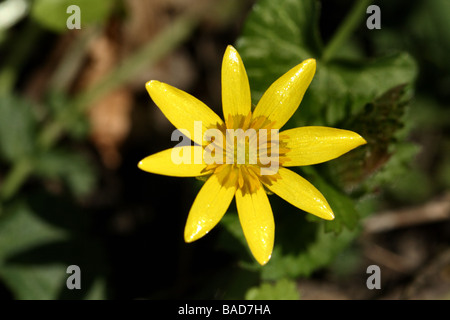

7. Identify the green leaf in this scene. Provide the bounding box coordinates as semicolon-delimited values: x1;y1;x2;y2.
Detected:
294;52;417;127
31;0;115;32
407;0;450;70
245;278;300;300
220;207;358;280
330;53;418;119
0;95;36;162
302;167;359;234
327;84;418;191
260;223;358;280
0;201;68;262
0;198;107;299
83;277;107;300
0;201;68;299
35;148;97;197
47;92;90;139
237;0;417;128
366;141;421;193
236;0;322;102
0;263;70;300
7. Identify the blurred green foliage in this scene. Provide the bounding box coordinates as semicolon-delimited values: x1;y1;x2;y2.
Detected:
32;0;115;32
245;278;300;300
0;0;448;300
0;95;37;162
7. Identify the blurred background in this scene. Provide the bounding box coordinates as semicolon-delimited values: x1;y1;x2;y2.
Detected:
0;0;449;299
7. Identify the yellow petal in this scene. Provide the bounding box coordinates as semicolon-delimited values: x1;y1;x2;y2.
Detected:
235;185;274;265
252;59;316;129
138;146;208;177
184;172;236;242
146;80;224;145
221;45;251;123
281;126;367;166
264;167;334;220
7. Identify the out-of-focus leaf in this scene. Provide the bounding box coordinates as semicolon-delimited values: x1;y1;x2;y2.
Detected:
408;0;450;70
83;277;107;300
384;164;432;204
0;198;107;299
0;264;68;300
245;278;300;300
35;148;97;197
31;0;114;32
365;142;421;193
0;201;67;261
47;92;90;139
0;201;68;299
0;95;36;162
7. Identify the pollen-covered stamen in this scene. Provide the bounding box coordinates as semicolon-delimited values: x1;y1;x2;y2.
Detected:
203;112;290;194
226;128;258;165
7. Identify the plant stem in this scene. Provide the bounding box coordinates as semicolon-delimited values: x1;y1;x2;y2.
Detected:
38;11;200;151
49;28;100;92
72;14;198;113
0;158;33;201
0;20;42;94
322;0;371;63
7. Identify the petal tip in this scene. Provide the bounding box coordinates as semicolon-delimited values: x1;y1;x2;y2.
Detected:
223;45;240;64
319;203;335;220
137;158;152;172
311;203;335;221
184;228;205;243
145;80;163;96
303;58;316;74
324;210;335;221
351;134;368;149
359;136;368;146
226;44;236;52
145;79;158;88
256;254;271;266
184;229;195;243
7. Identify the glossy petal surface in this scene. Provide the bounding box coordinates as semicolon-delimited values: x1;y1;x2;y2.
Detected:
264;167;334;220
281;126;367;166
235;185;274;265
221;45;251;126
138;146;208;177
252;59;316;129
146;80;223;145
184;172;236;242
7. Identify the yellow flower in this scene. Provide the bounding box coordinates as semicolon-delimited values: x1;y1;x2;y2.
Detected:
138;45;366;265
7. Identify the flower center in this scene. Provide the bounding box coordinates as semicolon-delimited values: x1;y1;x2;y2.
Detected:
202;112;288;193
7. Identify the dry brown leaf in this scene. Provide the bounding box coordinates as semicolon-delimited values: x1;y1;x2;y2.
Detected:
79;28;132;169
